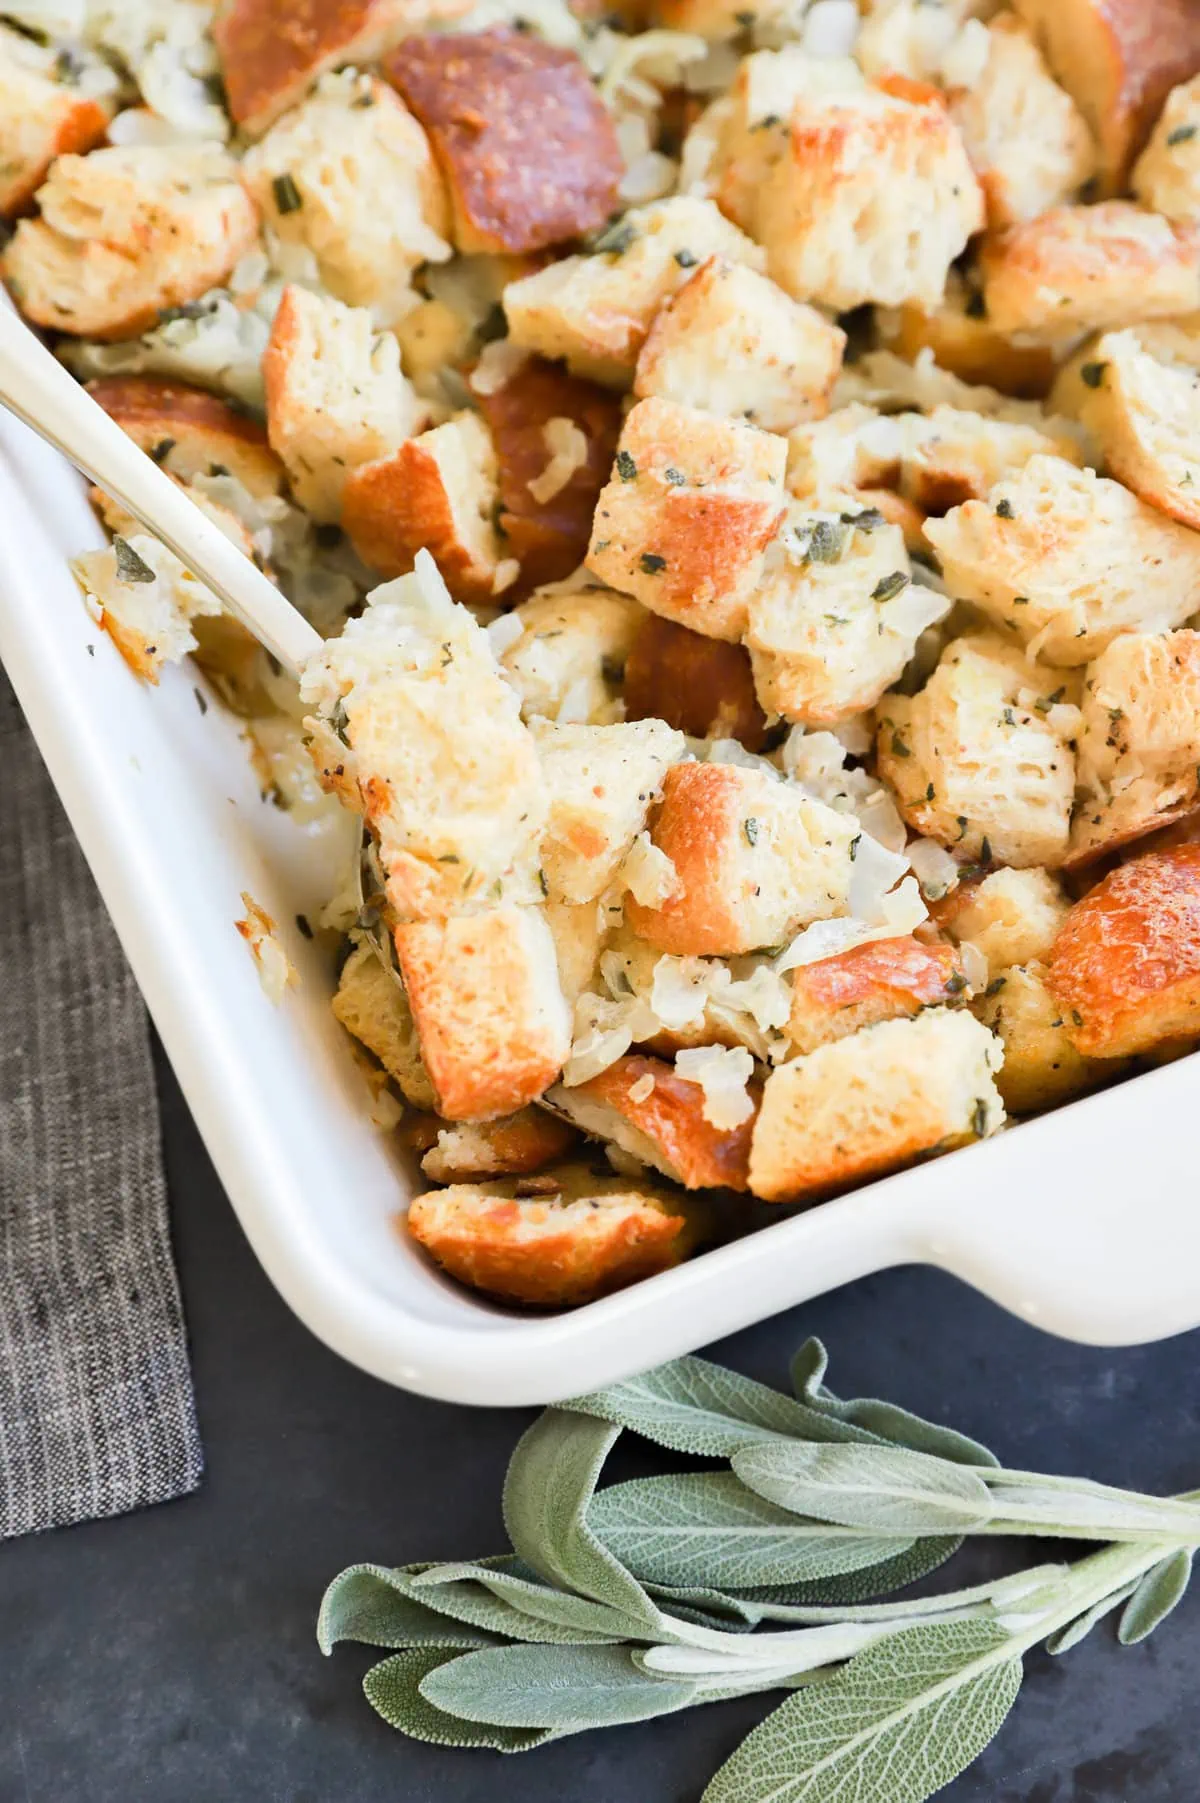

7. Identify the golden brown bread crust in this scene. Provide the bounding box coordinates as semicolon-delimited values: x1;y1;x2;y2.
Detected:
749;1008;1003;1203
622;612;768;750
87;376;284;497
1013;0;1200;191
1048;844;1200;1058
878;300;1056;401
394;907;570;1121
214;0;452;136
415;1108;578;1182
586;397;787;641
476;355;622;593
979;204;1200;340
406;1169;695;1306
563;1053;757;1191
341;417;497;602
0;91;111;218
385;30;623;254
786;936;967;1055
975;960;1108;1114
623;759;855;957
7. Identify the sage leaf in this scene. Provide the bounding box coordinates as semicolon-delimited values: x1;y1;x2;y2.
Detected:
1118;1549;1194;1646
502;1410;663;1630
749;1535;964;1607
701;1619;1023;1803
733;1442;994;1536
363;1648;555;1751
1044;1584;1137;1656
790;1340;998;1469
410;1560;640;1642
420;1641;698;1730
590;1473;914;1589
641;1536;966;1628
317;1563;499;1654
566;1354;853;1457
984;1479;1200;1541
112;535;157;584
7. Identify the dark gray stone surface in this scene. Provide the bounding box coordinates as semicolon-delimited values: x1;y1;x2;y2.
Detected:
0;1044;1196;1803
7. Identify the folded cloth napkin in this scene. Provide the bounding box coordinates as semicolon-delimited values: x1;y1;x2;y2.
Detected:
0;671;202;1537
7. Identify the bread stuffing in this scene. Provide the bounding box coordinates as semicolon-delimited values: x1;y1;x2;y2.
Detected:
21;0;1200;1309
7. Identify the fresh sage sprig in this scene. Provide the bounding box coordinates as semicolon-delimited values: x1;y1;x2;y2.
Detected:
320;1339;1197;1799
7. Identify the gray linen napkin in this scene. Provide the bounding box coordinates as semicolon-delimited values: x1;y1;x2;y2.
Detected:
0;670;202;1537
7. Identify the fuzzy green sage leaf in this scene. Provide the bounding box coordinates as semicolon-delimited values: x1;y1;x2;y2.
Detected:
732;1441;995;1536
701;1619;1022;1803
589;1472;913;1590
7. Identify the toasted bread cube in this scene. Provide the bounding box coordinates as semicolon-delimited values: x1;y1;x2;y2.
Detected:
332;941;436;1109
786;935;968;1055
342;412;500;601
545;898;610;1009
748;1008;1004;1202
924;455;1200;665
302;561;548;920
832;344;1076;425
1047;844;1200;1057
587;398;786;641
877;276;1057;400
241;70;450;323
532;717;685;905
418;1108;578;1183
395;907;572;1120
975;960;1105;1113
1068;329;1200;531
214;0;469;138
548;1052;756;1190
3;144;258;340
86;376;284;497
263;286;426;522
786;400;1076;513
0;23;115;217
837;0;965;80
947;16;1095;228
624;612;768;749
746;504;948;724
785;403;906;503
72;533;221;682
711;48;862;234
502;196;766;386
499;583;645;726
385;29;622;254
877;634;1077;868
633;257;845;433
750;81;984;311
932;866;1071;978
1069;630;1200;865
899;406;1082;514
1133;74;1200;222
406;1166;697;1306
979;204;1200;341
624;760;858;957
1011;0;1200;193
475;355;623;592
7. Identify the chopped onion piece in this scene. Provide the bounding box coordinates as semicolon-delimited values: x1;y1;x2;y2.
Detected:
675;1045;756;1130
907;837;960;902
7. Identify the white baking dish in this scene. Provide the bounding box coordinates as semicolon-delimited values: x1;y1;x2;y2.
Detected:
2;404;1198;1406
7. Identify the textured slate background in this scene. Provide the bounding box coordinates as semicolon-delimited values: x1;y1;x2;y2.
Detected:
0;1044;1196;1803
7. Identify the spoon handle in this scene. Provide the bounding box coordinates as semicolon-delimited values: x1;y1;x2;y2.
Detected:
0;304;321;676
